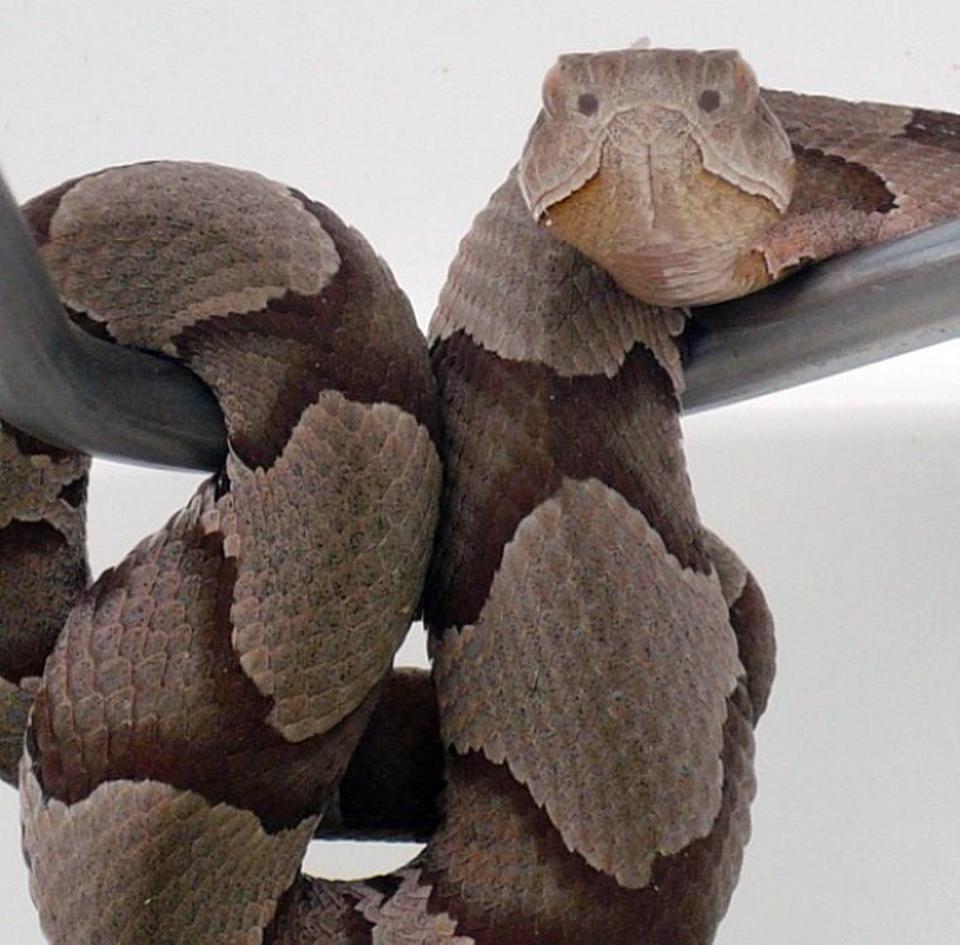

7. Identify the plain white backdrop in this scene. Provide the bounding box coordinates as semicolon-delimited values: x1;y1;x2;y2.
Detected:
0;2;957;943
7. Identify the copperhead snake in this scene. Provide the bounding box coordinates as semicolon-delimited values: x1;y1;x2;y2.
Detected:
1;45;959;944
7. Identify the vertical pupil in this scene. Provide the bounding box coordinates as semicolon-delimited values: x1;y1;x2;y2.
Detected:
577;93;599;116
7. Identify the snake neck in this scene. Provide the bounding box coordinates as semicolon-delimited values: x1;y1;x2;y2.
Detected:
423;168;711;638
429;168;689;385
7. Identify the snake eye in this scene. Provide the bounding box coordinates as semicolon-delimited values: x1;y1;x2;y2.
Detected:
577;93;599;116
698;89;721;113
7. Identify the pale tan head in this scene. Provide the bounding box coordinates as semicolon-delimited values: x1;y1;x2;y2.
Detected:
519;48;796;306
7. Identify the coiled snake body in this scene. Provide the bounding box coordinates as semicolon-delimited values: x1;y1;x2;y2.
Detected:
2;47;959;944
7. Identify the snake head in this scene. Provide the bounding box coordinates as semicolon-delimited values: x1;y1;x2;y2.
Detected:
519;48;796;306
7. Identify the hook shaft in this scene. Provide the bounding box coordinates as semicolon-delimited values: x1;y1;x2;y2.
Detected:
683;219;960;413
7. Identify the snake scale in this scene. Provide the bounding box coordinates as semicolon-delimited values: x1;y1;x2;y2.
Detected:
1;46;959;944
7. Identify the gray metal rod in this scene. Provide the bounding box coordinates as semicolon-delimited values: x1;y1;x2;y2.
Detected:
683;218;960;413
0;168;226;470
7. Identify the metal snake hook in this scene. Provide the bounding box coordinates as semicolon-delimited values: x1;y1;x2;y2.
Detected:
683;217;960;413
1;163;958;471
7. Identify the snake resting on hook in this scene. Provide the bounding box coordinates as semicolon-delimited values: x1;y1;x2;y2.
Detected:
2;46;959;944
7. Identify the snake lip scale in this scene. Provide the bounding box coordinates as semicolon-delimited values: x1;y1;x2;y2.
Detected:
1;44;958;944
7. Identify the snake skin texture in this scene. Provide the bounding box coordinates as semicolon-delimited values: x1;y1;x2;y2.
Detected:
8;162;441;944
3;46;960;944
0;424;88;781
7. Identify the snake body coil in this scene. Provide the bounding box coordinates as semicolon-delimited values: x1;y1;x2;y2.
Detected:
7;162;441;942
2;45;960;945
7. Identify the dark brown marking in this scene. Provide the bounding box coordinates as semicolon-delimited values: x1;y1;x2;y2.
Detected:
424;331;708;632
791;145;896;214
420;684;755;945
263;876;376;945
729;572;776;723
898;107;960;153
316;669;444;842
0;519;87;681
30;509;380;832
174;193;437;470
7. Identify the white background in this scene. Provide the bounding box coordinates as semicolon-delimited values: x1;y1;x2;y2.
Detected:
1;1;958;942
